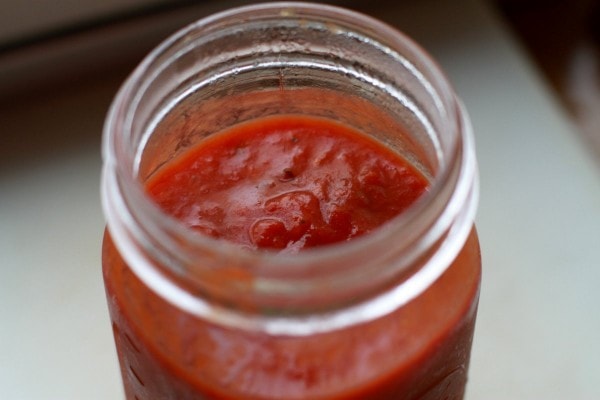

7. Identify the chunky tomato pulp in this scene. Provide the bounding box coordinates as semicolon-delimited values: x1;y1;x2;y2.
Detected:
146;116;428;251
103;115;481;399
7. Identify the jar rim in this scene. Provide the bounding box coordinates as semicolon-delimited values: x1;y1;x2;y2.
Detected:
102;1;478;335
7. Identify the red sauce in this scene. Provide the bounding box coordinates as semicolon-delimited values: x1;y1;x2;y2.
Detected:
102;115;481;400
146;116;428;251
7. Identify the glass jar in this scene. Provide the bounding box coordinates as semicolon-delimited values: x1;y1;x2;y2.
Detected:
101;2;481;399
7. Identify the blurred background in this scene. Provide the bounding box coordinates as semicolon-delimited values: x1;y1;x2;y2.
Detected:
1;0;599;399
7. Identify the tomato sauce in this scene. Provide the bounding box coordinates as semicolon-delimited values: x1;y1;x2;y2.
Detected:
145;116;428;251
102;115;481;399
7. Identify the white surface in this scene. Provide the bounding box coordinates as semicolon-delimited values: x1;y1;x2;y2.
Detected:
1;0;599;399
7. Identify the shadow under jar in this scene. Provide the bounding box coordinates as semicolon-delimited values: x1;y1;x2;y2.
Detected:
101;3;481;399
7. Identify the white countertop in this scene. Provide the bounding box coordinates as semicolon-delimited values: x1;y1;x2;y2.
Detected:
2;0;599;399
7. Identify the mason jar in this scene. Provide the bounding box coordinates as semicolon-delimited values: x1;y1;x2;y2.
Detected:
101;3;481;399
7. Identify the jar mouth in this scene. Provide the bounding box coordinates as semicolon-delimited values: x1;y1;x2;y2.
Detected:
102;2;478;335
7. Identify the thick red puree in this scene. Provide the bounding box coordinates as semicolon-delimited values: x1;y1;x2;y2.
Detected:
146;116;428;251
103;115;481;400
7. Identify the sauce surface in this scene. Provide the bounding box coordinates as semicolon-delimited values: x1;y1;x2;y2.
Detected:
146;116;428;251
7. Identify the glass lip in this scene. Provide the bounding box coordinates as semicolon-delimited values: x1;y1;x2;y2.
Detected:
101;1;478;333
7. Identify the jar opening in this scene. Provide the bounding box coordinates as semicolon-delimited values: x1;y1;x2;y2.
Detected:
101;2;478;335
